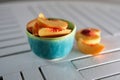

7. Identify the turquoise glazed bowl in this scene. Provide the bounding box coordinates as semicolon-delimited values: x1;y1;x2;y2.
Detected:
26;18;76;60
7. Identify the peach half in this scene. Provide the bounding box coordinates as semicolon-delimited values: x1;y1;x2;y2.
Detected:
77;39;104;55
75;28;101;44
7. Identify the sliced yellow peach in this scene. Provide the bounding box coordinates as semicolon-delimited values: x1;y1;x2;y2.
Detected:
32;22;41;36
26;18;41;36
38;13;46;19
82;28;101;36
38;28;71;37
75;28;101;44
75;28;101;40
75;31;101;44
77;39;104;55
37;18;68;29
26;18;37;33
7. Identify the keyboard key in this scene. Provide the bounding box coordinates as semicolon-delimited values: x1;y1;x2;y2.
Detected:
72;51;120;70
22;67;43;80
99;73;120;80
41;62;85;80
80;61;120;80
2;72;22;80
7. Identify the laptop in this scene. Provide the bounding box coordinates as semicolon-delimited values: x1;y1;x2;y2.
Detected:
0;1;120;80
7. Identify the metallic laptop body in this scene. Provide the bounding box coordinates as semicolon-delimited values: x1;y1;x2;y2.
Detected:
0;1;120;80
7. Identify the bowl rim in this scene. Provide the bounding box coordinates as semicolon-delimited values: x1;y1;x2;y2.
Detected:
26;18;76;40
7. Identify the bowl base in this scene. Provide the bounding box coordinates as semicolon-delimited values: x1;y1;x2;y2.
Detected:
40;56;67;61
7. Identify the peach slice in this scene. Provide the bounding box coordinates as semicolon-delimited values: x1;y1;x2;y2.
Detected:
26;18;42;36
38;28;71;37
76;32;101;44
32;22;41;36
75;28;101;44
26;18;37;33
82;28;101;36
37;18;68;29
77;39;104;55
38;13;46;19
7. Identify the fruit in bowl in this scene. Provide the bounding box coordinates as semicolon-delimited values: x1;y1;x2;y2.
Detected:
38;28;71;37
26;13;76;60
75;28;104;55
27;13;72;37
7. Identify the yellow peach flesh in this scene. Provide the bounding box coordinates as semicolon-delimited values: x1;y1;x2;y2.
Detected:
38;28;71;37
77;39;104;55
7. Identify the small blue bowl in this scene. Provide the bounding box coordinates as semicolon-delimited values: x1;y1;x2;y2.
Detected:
26;18;76;60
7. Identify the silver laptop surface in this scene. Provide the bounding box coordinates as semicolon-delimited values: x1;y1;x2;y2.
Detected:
0;1;120;80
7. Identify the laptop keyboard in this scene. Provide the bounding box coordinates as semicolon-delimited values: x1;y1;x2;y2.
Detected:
0;1;120;80
0;7;30;57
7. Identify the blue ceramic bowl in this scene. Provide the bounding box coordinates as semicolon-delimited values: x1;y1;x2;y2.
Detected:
26;18;76;60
